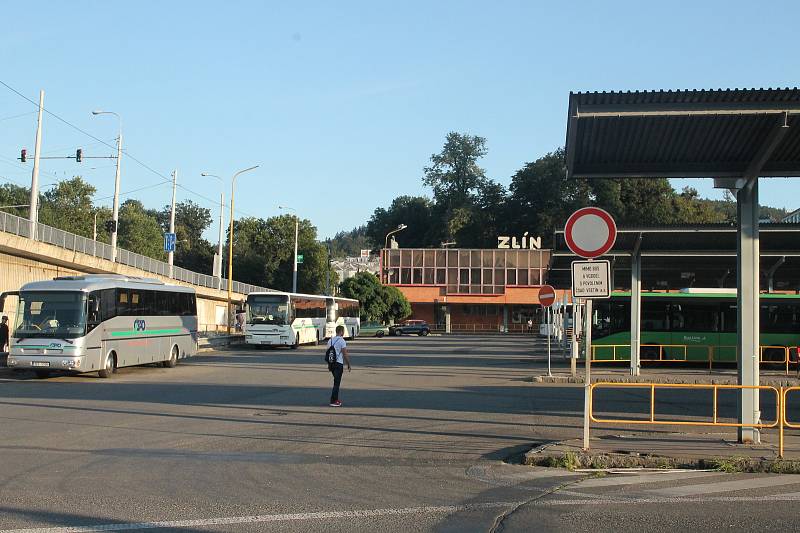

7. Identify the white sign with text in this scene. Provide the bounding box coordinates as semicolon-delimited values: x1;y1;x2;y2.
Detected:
571;260;611;299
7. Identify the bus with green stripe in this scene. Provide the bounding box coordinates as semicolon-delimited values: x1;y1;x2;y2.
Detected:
591;289;800;364
4;274;198;378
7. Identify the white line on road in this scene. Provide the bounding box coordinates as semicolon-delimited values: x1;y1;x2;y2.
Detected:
7;493;800;532
0;502;523;532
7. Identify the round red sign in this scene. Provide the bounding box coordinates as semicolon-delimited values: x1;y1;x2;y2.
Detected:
564;207;617;259
538;284;556;307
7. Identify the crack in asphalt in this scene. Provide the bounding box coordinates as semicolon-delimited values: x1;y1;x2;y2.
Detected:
487;475;591;533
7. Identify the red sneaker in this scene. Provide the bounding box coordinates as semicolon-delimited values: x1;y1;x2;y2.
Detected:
329;400;342;407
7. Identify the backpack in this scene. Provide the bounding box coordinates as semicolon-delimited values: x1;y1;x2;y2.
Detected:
324;338;340;368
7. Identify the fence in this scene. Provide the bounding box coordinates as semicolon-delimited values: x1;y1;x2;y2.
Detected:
0;210;270;295
588;382;793;456
589;343;799;375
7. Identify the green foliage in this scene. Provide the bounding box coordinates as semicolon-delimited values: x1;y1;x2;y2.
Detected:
329;226;374;258
339;272;411;323
38;177;97;238
366;196;440;248
158;200;215;274
232;214;334;294
0;184;30;218
117;199;166;260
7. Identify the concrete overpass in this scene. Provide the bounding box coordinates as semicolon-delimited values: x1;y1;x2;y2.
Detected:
0;210;272;332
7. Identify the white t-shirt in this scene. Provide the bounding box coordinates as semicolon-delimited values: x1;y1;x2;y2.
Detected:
327;336;347;364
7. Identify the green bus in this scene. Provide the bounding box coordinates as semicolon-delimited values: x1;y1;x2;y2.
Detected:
591;289;800;365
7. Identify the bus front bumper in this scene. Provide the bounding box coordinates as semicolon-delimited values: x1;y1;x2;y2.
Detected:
246;334;291;346
7;355;84;371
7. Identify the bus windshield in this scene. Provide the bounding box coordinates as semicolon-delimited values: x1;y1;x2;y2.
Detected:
247;295;290;325
15;291;88;339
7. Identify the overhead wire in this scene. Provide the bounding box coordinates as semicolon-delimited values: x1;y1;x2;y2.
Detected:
1;79;264;220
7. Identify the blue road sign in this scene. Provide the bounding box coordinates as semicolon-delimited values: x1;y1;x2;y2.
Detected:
164;232;176;252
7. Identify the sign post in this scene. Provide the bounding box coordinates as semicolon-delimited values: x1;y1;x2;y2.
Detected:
539;285;556;377
564;207;617;452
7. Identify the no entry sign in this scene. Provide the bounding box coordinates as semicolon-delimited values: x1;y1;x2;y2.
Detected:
564;207;617;259
538;284;556;307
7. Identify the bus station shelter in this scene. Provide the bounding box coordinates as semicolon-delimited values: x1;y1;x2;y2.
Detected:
565;88;800;443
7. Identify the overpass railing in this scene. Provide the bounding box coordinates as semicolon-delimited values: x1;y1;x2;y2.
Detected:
0;210;269;295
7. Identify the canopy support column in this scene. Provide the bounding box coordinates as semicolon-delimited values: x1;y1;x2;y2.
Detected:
630;234;642;376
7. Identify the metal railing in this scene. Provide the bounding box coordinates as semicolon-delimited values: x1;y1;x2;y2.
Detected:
590;343;799;375
0;210;270;295
589;382;784;454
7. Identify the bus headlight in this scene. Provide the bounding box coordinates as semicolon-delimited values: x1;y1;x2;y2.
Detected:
6;358;16;366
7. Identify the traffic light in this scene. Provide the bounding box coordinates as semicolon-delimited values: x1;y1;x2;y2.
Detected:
20;149;26;163
76;148;82;162
105;219;117;233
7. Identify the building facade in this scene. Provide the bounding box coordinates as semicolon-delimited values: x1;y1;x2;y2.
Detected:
382;247;563;332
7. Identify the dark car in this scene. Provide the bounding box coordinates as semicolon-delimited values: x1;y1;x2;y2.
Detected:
389;320;430;336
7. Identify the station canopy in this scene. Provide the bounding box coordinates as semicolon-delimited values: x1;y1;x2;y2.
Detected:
566;88;800;179
547;224;800;291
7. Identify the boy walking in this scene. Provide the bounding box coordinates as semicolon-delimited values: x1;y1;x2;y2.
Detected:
327;325;351;407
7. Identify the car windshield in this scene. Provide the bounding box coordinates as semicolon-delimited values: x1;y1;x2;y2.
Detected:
14;291;87;339
247;295;289;325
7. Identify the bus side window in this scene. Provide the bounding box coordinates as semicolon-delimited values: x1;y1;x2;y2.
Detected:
117;289;130;316
87;292;101;332
101;289;116;321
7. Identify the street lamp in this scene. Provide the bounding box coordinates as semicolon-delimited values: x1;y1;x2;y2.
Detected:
383;224;407;284
200;172;226;286
92;110;122;262
226;165;259;334
278;205;299;293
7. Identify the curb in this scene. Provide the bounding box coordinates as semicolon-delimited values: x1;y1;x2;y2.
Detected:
523;442;800;473
529;375;800;387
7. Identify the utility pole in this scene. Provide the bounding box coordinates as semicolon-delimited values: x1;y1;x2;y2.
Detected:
28;90;44;239
168;169;177;277
326;239;332;296
292;215;299;293
93;110;123;262
217;191;224;289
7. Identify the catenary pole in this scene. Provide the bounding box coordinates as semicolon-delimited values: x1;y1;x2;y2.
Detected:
28;90;44;239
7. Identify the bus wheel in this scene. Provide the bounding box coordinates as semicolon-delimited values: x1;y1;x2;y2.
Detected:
290;334;300;349
376;330;384;338
98;352;116;378
164;345;179;368
34;370;50;379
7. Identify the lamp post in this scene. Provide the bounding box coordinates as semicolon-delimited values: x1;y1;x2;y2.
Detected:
91;110;122;262
278;206;299;293
383;224;407;283
226;165;259;334
200;172;226;287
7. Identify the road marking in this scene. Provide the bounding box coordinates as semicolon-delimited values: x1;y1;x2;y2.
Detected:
0;502;523;532
648;476;800;497
576;471;720;488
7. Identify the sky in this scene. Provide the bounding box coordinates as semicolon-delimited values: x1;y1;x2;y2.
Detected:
1;0;799;243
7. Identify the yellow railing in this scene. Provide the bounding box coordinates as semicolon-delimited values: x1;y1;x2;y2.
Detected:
589;382;783;455
589;344;798;375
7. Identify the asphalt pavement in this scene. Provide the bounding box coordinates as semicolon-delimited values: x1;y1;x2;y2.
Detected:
2;335;800;532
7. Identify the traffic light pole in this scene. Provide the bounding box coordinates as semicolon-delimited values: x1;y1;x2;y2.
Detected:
28;90;44;240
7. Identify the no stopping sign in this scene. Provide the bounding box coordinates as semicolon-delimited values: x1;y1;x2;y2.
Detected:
564;207;617;259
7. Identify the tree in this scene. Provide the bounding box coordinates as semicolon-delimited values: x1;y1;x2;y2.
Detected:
158;200;215;274
329;226;374;258
232;214;337;293
366;196;440;248
0;183;30;218
339;272;411;323
117;199;166;260
38;177;97;237
423;132;490;208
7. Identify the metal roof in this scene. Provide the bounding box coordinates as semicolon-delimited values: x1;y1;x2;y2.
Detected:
566;88;800;179
547;224;800;291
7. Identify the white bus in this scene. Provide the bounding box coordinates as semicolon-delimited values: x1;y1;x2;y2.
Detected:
4;274;198;378
245;292;328;348
329;296;360;339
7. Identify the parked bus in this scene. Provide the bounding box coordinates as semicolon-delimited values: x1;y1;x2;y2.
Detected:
539;302;573;336
245;292;328;348
590;289;800;363
4;274;198;378
329;296;360;339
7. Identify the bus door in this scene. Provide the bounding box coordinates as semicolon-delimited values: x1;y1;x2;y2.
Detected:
669;302;720;363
